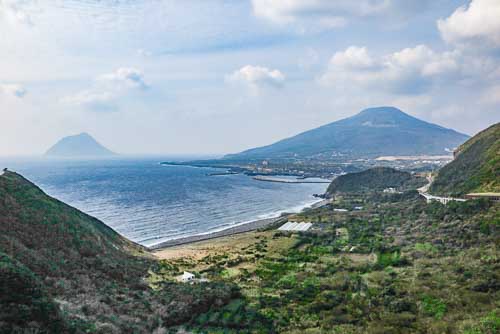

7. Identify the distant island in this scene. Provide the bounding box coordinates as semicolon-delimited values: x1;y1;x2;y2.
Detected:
45;132;116;157
225;106;469;160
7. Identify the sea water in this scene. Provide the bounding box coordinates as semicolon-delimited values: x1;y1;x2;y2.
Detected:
1;157;328;247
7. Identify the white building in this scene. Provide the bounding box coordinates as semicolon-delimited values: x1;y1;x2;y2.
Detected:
179;271;195;283
278;222;313;232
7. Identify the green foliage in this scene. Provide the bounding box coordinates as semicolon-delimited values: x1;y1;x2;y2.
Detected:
468;310;500;334
328;167;425;194
377;250;404;268
191;192;499;333
0;172;238;332
479;217;499;235
0;252;71;333
431;122;499;195
414;242;438;254
192;298;273;332
421;295;447;320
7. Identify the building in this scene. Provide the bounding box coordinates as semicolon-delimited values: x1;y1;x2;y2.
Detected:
178;271;195;283
465;193;500;202
278;222;312;232
383;187;402;194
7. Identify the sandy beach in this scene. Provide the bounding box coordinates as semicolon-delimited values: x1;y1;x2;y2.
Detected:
150;198;331;251
149;216;286;250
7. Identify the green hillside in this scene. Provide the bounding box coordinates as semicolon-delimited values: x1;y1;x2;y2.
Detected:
327;167;426;194
430;123;500;196
0;171;236;333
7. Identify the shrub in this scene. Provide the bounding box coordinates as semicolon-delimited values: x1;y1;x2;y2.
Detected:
421;295;447;320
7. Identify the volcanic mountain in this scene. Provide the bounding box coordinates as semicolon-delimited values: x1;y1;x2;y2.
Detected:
45;132;115;157
225;107;469;160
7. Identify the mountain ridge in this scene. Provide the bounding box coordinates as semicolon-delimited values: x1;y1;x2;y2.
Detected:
225;107;469;159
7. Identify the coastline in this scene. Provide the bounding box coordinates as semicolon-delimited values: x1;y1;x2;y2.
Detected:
150;198;331;251
252;175;331;184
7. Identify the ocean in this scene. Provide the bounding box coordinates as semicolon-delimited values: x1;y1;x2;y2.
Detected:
1;157;328;247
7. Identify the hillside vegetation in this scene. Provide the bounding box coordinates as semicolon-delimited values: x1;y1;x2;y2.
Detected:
0;171;237;333
327;167;426;194
430;123;500;196
160;190;499;333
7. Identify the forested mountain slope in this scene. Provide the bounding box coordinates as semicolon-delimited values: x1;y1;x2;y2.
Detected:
430;123;499;196
0;171;236;333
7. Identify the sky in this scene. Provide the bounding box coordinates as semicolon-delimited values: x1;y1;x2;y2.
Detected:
0;0;499;156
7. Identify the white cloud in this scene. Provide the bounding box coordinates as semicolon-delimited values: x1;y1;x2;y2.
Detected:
438;0;500;48
61;67;148;112
252;0;389;24
321;45;460;94
329;46;375;70
0;83;27;98
0;0;34;25
251;0;432;31
98;67;149;89
227;65;285;89
390;45;460;76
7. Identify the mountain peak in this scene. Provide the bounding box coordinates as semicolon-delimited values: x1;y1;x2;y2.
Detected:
358;106;405;116
349;106;416;128
77;132;92;137
45;133;115;157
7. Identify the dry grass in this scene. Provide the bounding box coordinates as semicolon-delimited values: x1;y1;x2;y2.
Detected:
153;230;287;261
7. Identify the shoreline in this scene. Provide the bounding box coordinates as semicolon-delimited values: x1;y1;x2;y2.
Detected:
150;198;331;251
252;175;331;184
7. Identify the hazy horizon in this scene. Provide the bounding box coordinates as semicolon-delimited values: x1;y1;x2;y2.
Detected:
0;106;476;158
1;0;499;156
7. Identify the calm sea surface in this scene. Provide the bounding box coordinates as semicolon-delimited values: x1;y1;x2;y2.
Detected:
1;157;328;247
